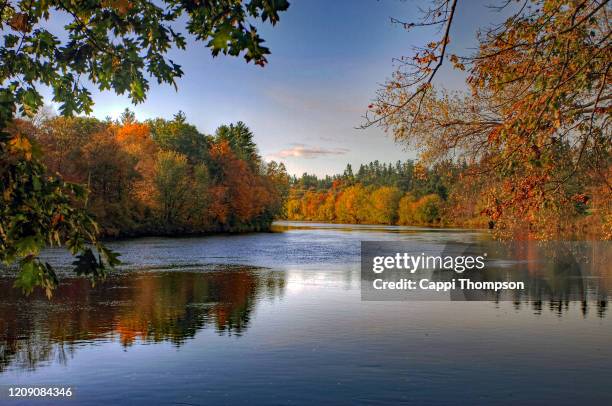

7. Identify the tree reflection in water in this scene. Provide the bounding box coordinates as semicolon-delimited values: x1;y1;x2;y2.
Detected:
1;240;610;374
0;267;285;372
439;241;610;317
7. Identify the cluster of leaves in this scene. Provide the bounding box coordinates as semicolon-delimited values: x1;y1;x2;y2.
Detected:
1;0;289;120
1;121;119;298
365;0;611;239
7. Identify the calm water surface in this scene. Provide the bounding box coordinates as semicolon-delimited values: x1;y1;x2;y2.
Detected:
0;222;610;405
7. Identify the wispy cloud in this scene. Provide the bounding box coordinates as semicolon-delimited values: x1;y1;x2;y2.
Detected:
268;144;350;159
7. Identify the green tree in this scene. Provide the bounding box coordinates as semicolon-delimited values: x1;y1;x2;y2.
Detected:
148;112;211;163
185;163;211;229
215;122;259;166
153;150;192;228
119;108;137;125
1;0;289;295
265;161;290;218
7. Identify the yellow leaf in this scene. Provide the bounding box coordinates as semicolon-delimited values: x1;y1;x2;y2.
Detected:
9;134;33;160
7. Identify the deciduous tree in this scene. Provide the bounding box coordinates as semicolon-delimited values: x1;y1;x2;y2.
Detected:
364;0;611;239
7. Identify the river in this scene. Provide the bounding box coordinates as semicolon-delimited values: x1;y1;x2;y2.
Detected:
0;222;610;405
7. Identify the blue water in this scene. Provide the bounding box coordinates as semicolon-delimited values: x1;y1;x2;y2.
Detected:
0;222;610;405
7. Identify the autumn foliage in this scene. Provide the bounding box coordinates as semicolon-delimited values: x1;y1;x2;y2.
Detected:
365;0;611;239
285;160;469;227
19;111;288;237
208;140;277;230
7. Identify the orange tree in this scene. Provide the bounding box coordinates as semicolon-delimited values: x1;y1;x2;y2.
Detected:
364;0;611;238
1;0;289;295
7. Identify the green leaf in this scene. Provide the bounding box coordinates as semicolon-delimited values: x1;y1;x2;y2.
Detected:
99;244;121;268
14;260;58;298
15;235;43;256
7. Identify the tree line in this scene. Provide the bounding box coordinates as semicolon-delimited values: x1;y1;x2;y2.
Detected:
12;110;290;237
287;160;464;226
286;156;608;236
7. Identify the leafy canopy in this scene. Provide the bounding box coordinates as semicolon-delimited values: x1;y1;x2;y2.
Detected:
1;0;289;121
365;0;611;239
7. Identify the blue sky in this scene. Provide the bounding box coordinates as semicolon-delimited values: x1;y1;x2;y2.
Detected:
42;0;510;176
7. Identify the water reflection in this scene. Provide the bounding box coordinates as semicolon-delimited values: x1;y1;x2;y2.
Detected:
1;225;611;404
443;241;610;316
0;267;285;372
363;240;610;318
2;225;611;380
